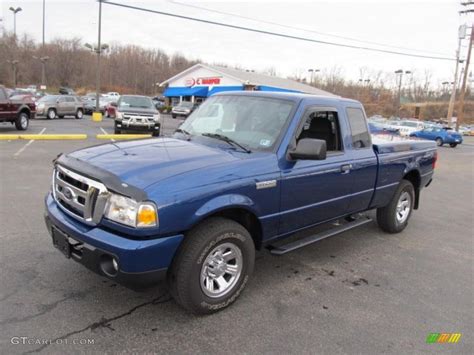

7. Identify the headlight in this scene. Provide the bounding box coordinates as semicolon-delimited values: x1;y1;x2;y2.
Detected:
38;103;45;109
104;193;158;228
116;111;123;120
153;114;160;122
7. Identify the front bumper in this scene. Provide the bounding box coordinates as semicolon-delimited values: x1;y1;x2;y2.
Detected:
116;120;160;133
45;193;183;289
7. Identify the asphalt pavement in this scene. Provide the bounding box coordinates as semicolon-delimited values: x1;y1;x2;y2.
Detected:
0;117;472;354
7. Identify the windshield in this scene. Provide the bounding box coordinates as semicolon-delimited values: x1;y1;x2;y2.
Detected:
177;95;294;151
118;96;153;109
38;95;59;102
178;102;194;108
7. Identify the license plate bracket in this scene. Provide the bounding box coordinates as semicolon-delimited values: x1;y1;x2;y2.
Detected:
52;226;71;258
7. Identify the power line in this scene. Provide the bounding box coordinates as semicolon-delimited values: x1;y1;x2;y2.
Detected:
169;0;452;57
102;1;456;61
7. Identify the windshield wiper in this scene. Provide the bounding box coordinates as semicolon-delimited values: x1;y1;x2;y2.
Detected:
175;128;192;140
201;133;251;153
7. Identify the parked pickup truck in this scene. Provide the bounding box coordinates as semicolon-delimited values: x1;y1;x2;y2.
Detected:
44;92;437;314
0;84;36;130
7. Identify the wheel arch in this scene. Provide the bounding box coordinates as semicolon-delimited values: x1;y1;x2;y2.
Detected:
403;169;421;209
192;196;263;250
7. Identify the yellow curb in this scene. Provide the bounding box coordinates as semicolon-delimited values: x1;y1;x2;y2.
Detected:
0;134;88;140
96;134;152;139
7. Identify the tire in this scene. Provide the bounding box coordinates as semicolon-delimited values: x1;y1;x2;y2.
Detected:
47;108;56;120
75;109;84;119
114;127;121;134
15;112;29;131
377;180;415;234
449;143;457;148
168;217;255;314
152;129;160;137
435;137;443;146
172;114;177;119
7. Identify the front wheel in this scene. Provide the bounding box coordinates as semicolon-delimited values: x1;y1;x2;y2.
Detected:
435;138;443;146
377;180;415;233
75;109;84;119
168;217;255;314
449;143;458;148
47;108;56;120
15;112;29;130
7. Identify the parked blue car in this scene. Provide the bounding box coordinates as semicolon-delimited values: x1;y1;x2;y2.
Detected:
410;127;463;147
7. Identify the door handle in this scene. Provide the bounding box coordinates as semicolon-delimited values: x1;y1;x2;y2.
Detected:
341;164;352;174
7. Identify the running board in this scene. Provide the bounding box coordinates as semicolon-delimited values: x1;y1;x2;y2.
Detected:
269;217;373;255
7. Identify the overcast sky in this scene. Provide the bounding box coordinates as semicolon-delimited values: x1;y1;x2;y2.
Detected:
1;0;472;88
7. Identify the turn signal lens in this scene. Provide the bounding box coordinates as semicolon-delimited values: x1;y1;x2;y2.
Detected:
137;204;157;228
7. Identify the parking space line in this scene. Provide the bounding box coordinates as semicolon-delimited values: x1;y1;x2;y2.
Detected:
0;134;87;140
100;127;115;142
14;128;46;157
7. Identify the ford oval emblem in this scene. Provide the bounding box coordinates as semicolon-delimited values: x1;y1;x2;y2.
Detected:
63;186;74;200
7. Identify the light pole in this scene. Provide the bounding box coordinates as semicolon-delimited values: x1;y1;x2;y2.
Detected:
9;7;22;38
447;24;467;125
7;60;19;87
33;56;49;87
85;40;109;114
308;68;320;85
394;69;411;115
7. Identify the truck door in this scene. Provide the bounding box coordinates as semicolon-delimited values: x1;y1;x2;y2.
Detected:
279;106;353;234
344;106;377;213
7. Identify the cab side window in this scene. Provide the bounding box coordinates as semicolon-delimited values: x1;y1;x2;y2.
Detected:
297;110;342;152
346;107;371;149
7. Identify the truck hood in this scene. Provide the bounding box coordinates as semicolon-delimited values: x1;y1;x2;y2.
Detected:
67;138;240;190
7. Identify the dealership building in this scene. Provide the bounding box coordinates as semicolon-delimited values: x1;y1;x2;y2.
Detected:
161;64;333;105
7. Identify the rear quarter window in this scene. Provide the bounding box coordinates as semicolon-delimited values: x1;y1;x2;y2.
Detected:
346;107;371;149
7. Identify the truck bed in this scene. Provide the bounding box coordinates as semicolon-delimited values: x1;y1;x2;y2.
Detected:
372;134;436;154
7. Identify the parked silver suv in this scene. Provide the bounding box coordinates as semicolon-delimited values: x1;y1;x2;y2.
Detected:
36;95;84;119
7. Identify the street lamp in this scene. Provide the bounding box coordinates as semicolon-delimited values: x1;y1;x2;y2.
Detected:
9;7;22;38
85;38;109;115
308;68;320;85
7;59;19;87
33;56;49;87
394;69;412;114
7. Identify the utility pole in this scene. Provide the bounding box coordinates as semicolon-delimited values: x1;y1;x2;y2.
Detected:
447;25;466;125
95;0;103;115
42;0;46;47
456;24;473;131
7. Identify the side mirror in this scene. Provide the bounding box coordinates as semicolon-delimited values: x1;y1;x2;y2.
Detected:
111;102;118;107
289;138;327;160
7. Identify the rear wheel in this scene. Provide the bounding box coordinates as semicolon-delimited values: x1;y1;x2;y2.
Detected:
435;137;443;146
168;217;255;314
449;143;457;148
15;112;29;130
114;127;121;134
377;180;415;233
47;109;56;120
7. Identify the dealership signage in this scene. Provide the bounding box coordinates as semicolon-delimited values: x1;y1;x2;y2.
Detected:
185;77;221;87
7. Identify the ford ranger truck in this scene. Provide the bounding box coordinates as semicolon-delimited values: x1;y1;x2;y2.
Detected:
44;92;437;314
0;85;35;130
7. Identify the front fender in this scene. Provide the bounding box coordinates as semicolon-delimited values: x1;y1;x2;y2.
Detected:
194;194;257;219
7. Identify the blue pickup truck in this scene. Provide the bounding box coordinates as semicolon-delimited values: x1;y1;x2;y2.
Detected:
45;92;437;314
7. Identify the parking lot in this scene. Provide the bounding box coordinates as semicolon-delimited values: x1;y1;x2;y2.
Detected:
0;116;473;354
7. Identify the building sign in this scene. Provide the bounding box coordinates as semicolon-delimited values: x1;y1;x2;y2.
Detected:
185;77;221;87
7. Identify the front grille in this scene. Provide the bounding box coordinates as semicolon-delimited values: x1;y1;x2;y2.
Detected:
53;165;109;225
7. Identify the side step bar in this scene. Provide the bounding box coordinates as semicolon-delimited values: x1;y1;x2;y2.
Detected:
269;217;373;255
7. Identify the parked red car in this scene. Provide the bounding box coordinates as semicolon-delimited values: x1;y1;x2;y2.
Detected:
105;101;117;118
